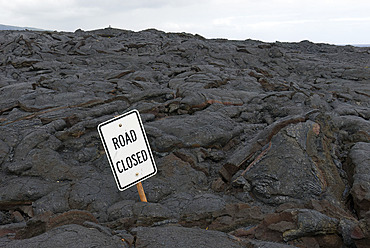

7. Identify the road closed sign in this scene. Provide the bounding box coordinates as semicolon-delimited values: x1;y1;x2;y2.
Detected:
97;109;157;191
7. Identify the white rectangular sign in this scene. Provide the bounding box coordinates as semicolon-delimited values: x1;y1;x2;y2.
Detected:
97;109;157;191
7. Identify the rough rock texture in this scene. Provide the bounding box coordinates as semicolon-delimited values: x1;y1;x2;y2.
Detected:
1;224;125;248
347;142;370;218
0;28;369;247
134;225;244;248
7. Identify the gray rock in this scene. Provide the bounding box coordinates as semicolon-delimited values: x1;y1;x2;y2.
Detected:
32;184;71;215
244;239;299;248
1;224;125;248
282;209;339;242
244;118;345;205
348;142;370;218
67;172;121;221
0;28;369;248
0;140;9;165
107;200;135;221
134;225;244;248
0;177;56;202
147;111;243;152
182;193;226;216
133;202;174;225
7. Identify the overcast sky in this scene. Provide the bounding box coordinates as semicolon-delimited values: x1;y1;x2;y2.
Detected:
1;0;369;45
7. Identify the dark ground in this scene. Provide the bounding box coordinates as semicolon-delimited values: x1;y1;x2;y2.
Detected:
0;28;369;247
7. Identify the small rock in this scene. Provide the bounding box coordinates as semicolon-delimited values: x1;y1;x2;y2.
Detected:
211;178;227;192
11;211;24;223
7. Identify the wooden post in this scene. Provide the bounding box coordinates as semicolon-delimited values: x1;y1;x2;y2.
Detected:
136;182;147;202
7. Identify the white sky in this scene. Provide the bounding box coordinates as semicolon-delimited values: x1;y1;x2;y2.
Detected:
1;0;369;45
